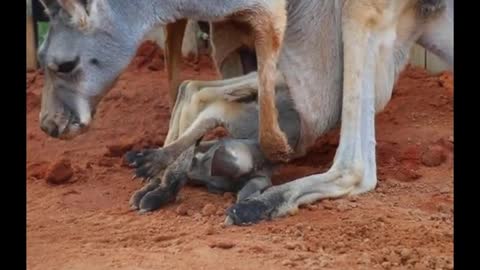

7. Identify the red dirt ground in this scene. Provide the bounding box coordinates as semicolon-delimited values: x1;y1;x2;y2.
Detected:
27;46;453;270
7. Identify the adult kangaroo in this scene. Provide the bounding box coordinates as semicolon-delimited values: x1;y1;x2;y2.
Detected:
37;0;453;225
37;0;292;162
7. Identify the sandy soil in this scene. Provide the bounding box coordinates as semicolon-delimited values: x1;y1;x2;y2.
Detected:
27;45;453;270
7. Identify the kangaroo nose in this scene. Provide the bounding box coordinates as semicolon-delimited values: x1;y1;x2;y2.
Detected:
48;56;80;74
40;120;60;138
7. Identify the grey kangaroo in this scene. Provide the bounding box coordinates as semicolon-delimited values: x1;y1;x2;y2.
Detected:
37;0;452;225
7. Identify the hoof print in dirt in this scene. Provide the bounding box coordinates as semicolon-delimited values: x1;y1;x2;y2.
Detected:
125;149;172;179
226;199;273;226
138;188;176;213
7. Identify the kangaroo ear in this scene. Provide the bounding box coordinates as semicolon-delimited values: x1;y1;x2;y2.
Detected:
37;0;54;19
56;0;89;28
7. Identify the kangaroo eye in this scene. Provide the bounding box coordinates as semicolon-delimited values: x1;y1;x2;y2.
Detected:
89;58;100;66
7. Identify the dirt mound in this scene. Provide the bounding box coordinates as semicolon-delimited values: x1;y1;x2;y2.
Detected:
45;159;74;185
27;61;452;270
130;40;165;71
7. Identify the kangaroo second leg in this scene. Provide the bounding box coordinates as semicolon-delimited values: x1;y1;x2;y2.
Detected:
249;8;295;163
225;4;384;225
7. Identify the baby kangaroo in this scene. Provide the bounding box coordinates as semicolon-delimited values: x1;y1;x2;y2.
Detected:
126;78;300;215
